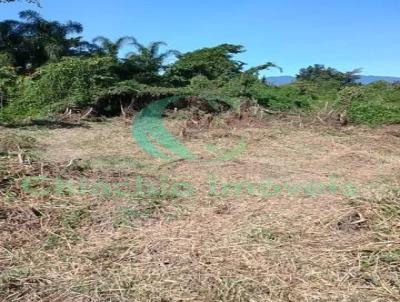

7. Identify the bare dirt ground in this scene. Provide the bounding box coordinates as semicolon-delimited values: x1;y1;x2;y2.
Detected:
1;115;400;301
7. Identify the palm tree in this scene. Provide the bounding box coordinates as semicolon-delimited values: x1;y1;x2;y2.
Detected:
124;41;180;84
0;0;40;4
92;36;137;59
20;10;84;60
0;10;84;70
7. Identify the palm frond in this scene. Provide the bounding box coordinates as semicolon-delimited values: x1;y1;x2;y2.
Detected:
64;21;83;34
157;49;180;61
92;36;111;45
18;10;41;22
149;41;167;56
245;62;282;74
130;40;146;53
115;36;137;48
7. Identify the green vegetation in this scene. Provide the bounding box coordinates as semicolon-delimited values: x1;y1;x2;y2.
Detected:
0;0;39;4
0;11;399;124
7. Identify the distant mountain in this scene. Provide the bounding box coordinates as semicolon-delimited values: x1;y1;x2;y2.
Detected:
357;76;400;85
266;75;400;86
265;76;296;86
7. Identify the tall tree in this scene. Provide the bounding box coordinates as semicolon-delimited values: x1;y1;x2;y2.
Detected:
124;41;179;84
165;44;245;86
0;0;40;4
92;36;137;60
0;10;84;71
296;64;361;85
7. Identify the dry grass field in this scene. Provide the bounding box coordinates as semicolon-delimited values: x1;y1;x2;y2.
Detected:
1;113;400;301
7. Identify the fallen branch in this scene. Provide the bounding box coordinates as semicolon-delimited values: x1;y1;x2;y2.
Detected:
261;108;279;114
16;145;23;164
120;103;126;118
80;107;93;120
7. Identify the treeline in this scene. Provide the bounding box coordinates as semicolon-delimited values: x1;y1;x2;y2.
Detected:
0;11;399;124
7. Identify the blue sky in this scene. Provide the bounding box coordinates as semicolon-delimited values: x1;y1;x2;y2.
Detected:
1;0;399;76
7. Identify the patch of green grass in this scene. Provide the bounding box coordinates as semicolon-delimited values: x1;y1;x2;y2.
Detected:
351;187;400;287
43;208;89;249
1;267;31;280
247;227;280;242
0;131;45;163
360;249;400;270
44;229;83;249
112;200;162;228
207;277;268;302
0;132;37;154
65;159;93;172
112;192;182;228
44;233;63;249
380;249;400;264
90;155;148;171
322;129;351;138
350;185;399;233
70;281;91;295
0;267;31;292
61;208;89;229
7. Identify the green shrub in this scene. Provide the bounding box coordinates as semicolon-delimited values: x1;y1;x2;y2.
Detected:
0;132;37;154
252;83;311;111
335;83;400;125
348;101;400;125
0;65;18;109
0;57;117;122
337;86;366;106
346;84;400;125
0;48;398;126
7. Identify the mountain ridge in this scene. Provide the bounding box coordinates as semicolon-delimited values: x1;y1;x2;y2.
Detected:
266;75;400;86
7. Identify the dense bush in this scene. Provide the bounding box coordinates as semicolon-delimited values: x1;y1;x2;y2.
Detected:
297;64;361;85
0;65;17;109
348;101;400;125
165;44;244;87
0;57;117;121
0;10;399;125
250;82;311;111
344;83;400;125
